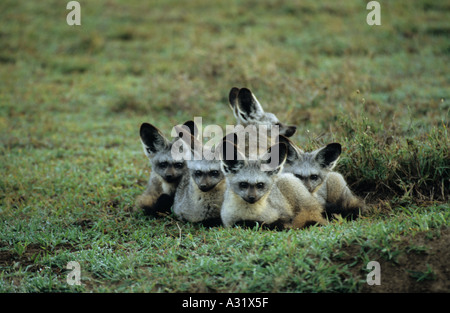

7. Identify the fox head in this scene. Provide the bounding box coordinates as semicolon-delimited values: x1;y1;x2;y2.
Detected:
140;122;193;183
228;87;297;138
174;123;225;192
220;139;288;204
189;160;225;192
279;136;341;193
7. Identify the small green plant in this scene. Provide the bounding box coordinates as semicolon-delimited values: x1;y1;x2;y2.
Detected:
407;264;437;282
13;241;29;257
336;112;449;204
406;245;429;255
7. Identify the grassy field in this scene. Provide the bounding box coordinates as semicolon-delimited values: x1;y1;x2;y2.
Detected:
0;0;449;293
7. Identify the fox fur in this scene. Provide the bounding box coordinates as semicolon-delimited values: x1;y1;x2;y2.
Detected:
226;87;297;160
135;121;195;217
173;126;226;226
227;87;297;138
279;135;366;219
220;140;326;229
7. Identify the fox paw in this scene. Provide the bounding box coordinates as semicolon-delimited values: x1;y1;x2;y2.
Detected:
139;194;174;217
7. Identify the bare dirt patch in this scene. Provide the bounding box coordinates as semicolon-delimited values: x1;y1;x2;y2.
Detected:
339;228;450;292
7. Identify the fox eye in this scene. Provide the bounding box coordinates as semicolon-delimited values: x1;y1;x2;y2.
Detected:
158;162;168;168
210;170;219;177
310;175;319;180
194;170;202;177
174;162;184;169
239;182;249;189
295;174;304;180
256;182;265;189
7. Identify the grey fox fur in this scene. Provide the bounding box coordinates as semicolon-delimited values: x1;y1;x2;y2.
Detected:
278;135;366;219
220;139;326;229
135;121;195;217
226;87;297;160
173;125;226;226
228;87;297;138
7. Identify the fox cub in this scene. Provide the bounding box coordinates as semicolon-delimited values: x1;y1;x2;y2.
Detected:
227;87;297;138
220;139;326;229
279;136;366;219
227;87;297;159
135;121;194;217
173;125;226;226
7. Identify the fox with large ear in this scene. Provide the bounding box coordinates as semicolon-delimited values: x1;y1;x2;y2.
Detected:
279;135;366;220
135;121;194;217
220;138;325;229
172;125;226;226
227;87;297;138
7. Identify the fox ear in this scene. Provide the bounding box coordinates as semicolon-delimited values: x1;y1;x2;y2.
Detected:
228;87;241;122
173;122;203;160
261;143;287;174
315;143;341;170
220;139;245;174
236;88;265;122
173;120;200;145
282;125;297;137
213;132;238;161
140;123;169;157
228;87;240;110
277;135;301;163
224;132;238;146
182;120;199;140
173;124;198;149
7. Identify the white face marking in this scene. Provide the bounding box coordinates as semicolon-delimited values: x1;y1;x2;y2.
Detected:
187;160;221;172
296;164;320;178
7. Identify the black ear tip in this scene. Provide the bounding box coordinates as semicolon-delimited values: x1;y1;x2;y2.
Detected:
238;87;252;96
284;125;297;137
229;87;240;104
237;88;256;113
328;143;342;154
140;123;154;136
140;122;150;129
182;120;196;135
229;87;240;95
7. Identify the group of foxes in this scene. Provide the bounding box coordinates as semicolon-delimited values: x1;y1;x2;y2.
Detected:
134;87;366;229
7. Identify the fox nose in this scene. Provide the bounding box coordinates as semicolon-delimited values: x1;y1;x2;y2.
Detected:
248;196;256;203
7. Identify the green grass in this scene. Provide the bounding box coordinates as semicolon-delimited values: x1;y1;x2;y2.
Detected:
1;205;448;292
0;0;449;292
